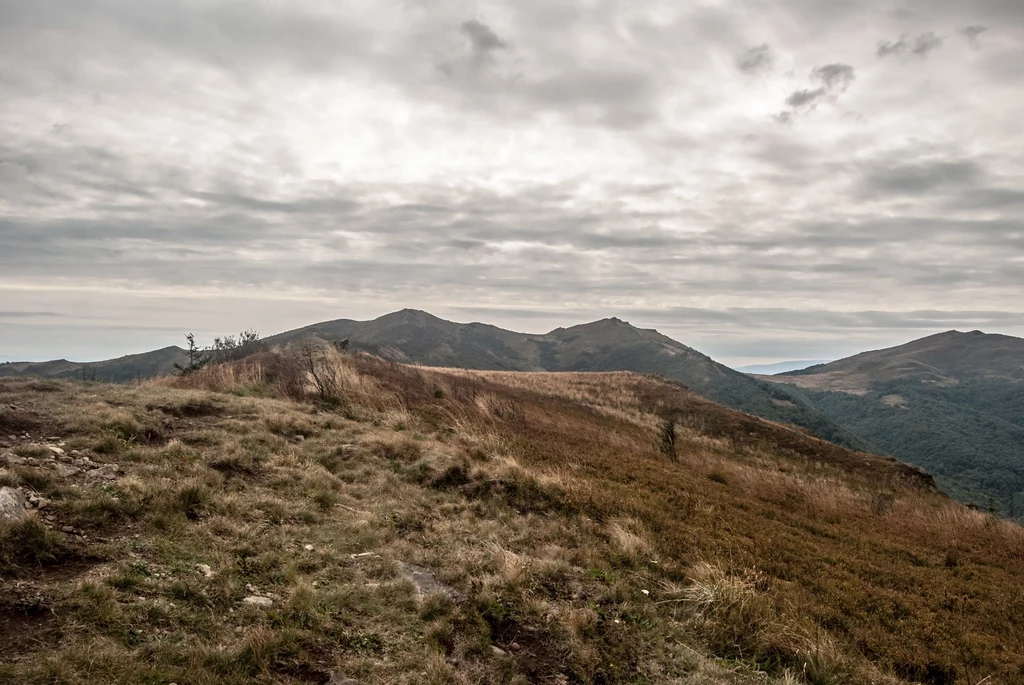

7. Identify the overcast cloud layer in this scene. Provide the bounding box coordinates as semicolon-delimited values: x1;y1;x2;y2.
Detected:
1;0;1023;366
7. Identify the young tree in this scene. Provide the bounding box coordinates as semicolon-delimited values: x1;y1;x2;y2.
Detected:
174;333;209;376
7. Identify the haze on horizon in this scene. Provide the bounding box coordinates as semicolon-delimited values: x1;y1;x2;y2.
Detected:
1;0;1023;367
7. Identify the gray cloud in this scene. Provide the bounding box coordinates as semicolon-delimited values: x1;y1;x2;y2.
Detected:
2;0;1023;365
877;35;910;57
811;63;856;90
877;31;945;58
461;19;507;56
778;63;855;118
912;32;945;56
785;88;827;108
737;44;773;74
961;25;988;45
857;159;984;198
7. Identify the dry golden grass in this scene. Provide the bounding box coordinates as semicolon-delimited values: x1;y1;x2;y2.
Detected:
1;352;1022;685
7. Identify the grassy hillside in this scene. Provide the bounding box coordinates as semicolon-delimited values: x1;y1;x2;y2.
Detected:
767;330;1024;517
2;351;1023;684
265;310;867;450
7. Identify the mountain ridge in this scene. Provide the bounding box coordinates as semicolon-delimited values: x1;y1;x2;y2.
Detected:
760;329;1024;516
2;309;865;450
260;310;867;449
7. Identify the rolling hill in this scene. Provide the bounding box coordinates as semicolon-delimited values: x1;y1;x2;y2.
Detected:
760;330;1024;515
0;346;187;383
3;350;1021;684
263;309;867;449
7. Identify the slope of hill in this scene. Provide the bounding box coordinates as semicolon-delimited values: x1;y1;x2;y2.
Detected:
265;310;868;450
763;330;1024;516
0;346;187;383
2;351;1022;684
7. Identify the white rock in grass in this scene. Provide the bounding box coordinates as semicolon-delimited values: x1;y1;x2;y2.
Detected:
242;596;273;608
0;487;28;521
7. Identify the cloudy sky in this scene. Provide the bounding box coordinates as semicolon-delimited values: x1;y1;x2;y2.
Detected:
1;0;1023;367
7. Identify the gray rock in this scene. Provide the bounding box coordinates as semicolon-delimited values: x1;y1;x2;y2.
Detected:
242;596;273;608
89;464;120;480
45;445;66;458
326;672;360;685
0;487;28;521
398;563;459;601
1;451;25;466
53;463;81;478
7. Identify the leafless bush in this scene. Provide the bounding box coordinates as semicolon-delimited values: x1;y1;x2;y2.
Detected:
299;338;339;402
260;352;306;400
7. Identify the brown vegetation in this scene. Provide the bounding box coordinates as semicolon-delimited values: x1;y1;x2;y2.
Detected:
0;349;1022;684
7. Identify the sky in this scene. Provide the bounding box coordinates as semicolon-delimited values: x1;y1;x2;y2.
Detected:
1;0;1023;367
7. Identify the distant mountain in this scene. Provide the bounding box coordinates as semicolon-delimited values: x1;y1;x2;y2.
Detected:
0;346;187;382
737;360;830;375
264;309;867;449
0;309;868;450
782;330;1024;389
762;330;1024;516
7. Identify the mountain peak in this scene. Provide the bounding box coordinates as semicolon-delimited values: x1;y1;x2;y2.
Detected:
375;308;446;325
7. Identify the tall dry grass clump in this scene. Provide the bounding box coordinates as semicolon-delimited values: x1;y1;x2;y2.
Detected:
160;345;402;412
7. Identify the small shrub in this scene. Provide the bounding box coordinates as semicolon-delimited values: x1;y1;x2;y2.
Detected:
871;492;896;516
0;516;68;571
69;489;147;528
431;463;471;490
64;583;125;632
367;438;423;463
107;562;151;591
209;451;266;476
257;499;288;525
164;481;209;520
14;467;54;493
684;562;775;661
263;414;318;438
310;489;338;511
659;415;677;460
